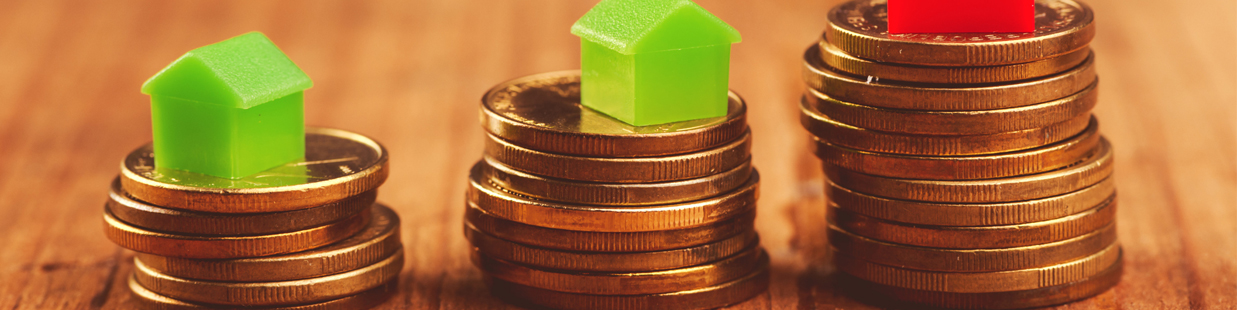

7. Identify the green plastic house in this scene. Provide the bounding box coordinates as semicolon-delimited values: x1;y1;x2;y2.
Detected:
141;32;311;179
571;0;741;126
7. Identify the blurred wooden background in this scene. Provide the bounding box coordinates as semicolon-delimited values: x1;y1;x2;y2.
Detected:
0;0;1232;309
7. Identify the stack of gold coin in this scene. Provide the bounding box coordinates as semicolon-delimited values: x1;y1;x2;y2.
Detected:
102;128;404;309
465;71;769;310
800;1;1121;309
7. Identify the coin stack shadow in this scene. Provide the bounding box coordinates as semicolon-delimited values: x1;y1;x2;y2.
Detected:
799;1;1121;309
102;128;403;309
465;71;769;310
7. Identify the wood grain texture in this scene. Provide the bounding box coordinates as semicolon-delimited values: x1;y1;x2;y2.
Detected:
0;0;1232;309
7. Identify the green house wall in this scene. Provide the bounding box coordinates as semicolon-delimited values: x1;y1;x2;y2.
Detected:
151;92;305;179
580;40;730;126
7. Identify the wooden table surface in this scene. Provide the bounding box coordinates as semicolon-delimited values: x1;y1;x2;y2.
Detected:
0;0;1233;309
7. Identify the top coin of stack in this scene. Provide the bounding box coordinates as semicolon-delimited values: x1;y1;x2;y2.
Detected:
465;71;770;310
103;128;405;309
799;1;1122;309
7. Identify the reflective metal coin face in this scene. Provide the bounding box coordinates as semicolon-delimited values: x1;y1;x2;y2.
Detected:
823;138;1113;203
137;204;402;282
121;127;389;213
487;262;771;310
833;245;1121;293
104;207;370;259
482;71;748;157
127;275;399;310
826;0;1095;66
480;157;753;206
465;205;756;252
474;248;767;295
802;45;1099;111
805;82;1099;136
467;164;760;232
134;248;404;306
828;176;1116;226
829;198;1116;249
486;71;741;135
467;222;759;272
800;98;1094;156
836;256;1122;309
818;41;1092;84
815;125;1101;180
828;223;1117;272
106;178;375;236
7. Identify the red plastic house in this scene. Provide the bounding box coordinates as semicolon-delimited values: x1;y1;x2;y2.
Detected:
887;0;1035;34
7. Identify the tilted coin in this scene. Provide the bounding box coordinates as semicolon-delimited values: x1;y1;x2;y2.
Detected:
467;165;759;232
825;138;1113;203
485;131;750;183
482;157;752;206
815;125;1101;180
823;0;1094;66
802;45;1097;111
467;223;758;272
481;70;748;157
829;198;1115;249
137;204;401;282
836;256;1122;310
121;127;389;213
107;178;374;236
806;81;1097;135
486;262;769;310
105;207;369;259
829;223;1117;272
829;177;1115;226
834;245;1120;293
818;40;1091;84
465;205;755;252
473;247;766;295
127;275;398;310
134;248;403;306
800;98;1092;156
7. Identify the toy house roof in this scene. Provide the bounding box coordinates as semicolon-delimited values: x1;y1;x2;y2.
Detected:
571;0;741;54
140;32;312;109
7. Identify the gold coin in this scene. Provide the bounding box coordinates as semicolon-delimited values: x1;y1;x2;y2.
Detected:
834;244;1120;293
836;255;1122;310
800;98;1092;156
485;131;750;183
133;249;403;306
107;178;374;236
829;223;1117;272
486;261;769;310
829;198;1115;249
807;82;1096;135
127;275;398;310
830;177;1115;226
465;205;755;252
467;222;758;272
136;204;401;282
483;157;752;206
815;126;1101;180
824;0;1094;66
819;41;1091;84
481;70;749;157
474;247;766;295
106;207;369;259
467;165;758;232
802;45;1097;111
120;127;389;214
825;138;1112;203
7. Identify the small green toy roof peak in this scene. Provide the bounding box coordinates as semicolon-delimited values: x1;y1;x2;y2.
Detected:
140;32;313;109
571;0;741;54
